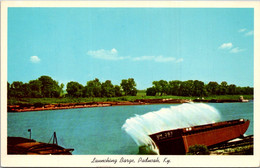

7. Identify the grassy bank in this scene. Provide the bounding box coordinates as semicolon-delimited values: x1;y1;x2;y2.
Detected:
8;94;253;106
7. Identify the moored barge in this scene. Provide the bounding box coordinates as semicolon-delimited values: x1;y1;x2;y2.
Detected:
149;119;250;155
8;133;74;155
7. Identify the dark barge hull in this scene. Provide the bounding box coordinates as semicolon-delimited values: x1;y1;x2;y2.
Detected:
8;137;74;155
149;119;250;155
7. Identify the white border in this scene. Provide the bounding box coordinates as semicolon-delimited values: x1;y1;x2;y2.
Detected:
1;1;260;167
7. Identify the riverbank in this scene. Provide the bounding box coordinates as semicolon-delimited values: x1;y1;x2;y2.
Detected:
8;99;191;112
8;95;252;112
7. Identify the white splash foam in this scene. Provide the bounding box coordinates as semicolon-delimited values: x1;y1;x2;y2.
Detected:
122;103;221;154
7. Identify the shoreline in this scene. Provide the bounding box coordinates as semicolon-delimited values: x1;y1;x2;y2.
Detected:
8;99;190;113
8;101;148;112
7;98;251;113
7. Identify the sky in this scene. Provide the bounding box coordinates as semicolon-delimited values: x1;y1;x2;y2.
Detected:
7;8;254;90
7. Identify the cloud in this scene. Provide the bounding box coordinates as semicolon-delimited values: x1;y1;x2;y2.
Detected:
219;43;233;49
30;56;40;63
238;28;254;36
218;43;245;54
230;47;245;53
245;30;254;36
132;56;155;61
88;48;183;63
133;55;177;62
238;28;247;33
175;58;184;63
87;48;126;60
131;55;183;63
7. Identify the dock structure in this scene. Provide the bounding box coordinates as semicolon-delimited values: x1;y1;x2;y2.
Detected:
8;136;74;155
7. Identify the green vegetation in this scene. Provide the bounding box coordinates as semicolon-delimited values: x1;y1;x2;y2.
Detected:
120;78;137;96
8;94;253;106
8;76;137;99
187;144;210;155
8;76;64;98
201;95;253;100
8;75;253;105
147;80;253;97
138;145;158;155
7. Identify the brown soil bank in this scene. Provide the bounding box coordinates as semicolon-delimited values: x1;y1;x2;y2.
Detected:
8;98;249;113
8;101;147;112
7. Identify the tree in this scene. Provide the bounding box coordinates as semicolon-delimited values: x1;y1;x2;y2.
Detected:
114;85;123;97
206;81;219;95
227;84;236;95
187;144;210;155
120;78;137;96
7;82;11;98
167;80;182;95
38;75;61;98
120;79;128;96
59;83;65;97
152;81;160;96
66;81;84;97
29;80;43;97
85;78;102;97
219;81;228;95
10;81;24;98
242;86;253;95
193;80;206;97
101;80;115;97
179;80;194;96
146;87;157;96
152;80;168;96
129;87;137;96
22;83;31;98
235;86;242;94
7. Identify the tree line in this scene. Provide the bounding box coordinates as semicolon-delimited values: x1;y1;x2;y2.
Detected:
8;76;253;98
8;75;137;98
146;80;253;97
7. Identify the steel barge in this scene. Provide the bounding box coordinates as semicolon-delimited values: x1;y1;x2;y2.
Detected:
149;119;250;155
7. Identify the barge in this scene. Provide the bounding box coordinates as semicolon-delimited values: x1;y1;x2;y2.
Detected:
8;133;74;155
149;119;250;155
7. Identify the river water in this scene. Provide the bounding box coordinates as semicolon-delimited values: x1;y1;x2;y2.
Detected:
7;102;253;155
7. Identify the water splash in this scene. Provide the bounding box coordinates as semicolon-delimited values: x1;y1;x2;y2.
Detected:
122;103;221;154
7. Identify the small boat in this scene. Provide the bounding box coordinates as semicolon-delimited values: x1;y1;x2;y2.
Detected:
239;96;249;102
149;119;250;155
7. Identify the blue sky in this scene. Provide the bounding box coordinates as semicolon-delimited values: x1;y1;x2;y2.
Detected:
8;8;254;89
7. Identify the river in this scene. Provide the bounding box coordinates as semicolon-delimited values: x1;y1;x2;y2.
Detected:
7;102;253;155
